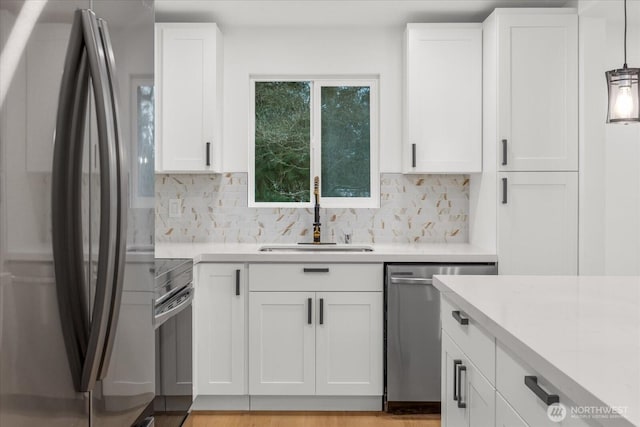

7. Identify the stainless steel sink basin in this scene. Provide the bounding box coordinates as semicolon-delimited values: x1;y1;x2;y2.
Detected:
126;244;154;253
259;244;374;253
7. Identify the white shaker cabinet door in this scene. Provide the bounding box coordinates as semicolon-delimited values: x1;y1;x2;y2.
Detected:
315;292;382;396
155;23;222;172
195;264;246;395
497;392;530;427
497;13;578;171
442;331;496;427
441;332;468;427
249;292;316;395
498;172;578;275
404;24;482;173
466;358;496;427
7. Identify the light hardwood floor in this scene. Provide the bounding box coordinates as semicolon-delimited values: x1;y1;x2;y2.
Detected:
183;412;441;427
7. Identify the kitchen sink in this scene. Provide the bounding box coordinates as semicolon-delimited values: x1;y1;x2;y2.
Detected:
259;244;374;252
126;244;154;253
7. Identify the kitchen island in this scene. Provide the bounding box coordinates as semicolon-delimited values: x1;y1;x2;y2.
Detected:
434;275;639;427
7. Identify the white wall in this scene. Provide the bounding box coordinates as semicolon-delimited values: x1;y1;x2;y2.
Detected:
579;0;640;275
221;25;403;172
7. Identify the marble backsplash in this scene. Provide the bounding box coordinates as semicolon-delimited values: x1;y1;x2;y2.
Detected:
155;173;469;244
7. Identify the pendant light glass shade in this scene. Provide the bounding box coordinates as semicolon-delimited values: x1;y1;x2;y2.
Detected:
606;66;640;123
606;0;640;124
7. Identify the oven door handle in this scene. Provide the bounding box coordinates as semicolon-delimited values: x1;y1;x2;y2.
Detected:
154;287;194;329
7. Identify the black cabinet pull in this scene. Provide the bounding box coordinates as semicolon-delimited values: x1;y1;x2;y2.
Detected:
525;376;560;406
307;298;312;325
452;310;469;325
235;269;240;296
411;143;417;168
206;141;211;166
303;268;329;273
502;139;508;166
457;365;467;409
453;360;462;401
502;177;508;204
319;298;324;325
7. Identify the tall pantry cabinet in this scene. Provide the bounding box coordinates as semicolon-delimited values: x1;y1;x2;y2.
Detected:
470;9;579;275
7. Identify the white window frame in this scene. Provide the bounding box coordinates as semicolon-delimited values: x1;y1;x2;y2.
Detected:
248;77;379;209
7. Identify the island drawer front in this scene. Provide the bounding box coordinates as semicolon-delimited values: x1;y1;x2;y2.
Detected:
496;343;589;427
248;264;383;292
441;296;495;385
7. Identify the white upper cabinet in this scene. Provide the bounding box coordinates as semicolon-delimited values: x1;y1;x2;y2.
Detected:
495;12;578;171
404;24;482;174
155;23;223;173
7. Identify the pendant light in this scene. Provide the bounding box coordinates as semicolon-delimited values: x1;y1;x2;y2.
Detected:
606;0;640;123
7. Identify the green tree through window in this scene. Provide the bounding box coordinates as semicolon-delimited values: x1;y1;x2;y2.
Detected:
255;81;311;203
321;86;370;198
251;79;378;207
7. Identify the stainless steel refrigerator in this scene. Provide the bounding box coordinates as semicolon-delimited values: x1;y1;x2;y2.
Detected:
0;1;156;426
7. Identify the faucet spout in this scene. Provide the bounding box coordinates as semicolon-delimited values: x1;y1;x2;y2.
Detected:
313;176;321;243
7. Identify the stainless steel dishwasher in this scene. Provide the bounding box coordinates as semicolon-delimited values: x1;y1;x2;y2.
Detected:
385;263;497;412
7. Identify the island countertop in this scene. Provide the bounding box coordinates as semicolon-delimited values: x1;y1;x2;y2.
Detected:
433;275;640;427
154;242;497;263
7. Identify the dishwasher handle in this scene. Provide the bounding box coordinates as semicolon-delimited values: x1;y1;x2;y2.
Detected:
389;277;433;285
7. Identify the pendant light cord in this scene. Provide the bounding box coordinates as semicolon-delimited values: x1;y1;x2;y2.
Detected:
624;0;628;68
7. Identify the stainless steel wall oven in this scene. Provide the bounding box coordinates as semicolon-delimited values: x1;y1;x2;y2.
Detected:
153;259;194;427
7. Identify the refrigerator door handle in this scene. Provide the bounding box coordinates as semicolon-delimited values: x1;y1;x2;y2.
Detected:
80;9;121;393
53;8;119;393
52;9;92;393
95;16;128;382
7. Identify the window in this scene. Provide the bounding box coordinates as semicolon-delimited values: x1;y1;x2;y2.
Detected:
130;75;155;208
249;78;379;208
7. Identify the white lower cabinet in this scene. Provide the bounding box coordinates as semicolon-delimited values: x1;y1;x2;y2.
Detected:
441;331;495;427
249;290;383;396
248;291;316;395
496;343;589;427
442;331;467;427
248;263;384;398
467;361;495;427
315;292;383;396
194;263;246;396
497;392;529;427
442;295;590;427
193;263;383;409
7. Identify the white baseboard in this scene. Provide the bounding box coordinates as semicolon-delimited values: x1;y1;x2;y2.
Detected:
191;395;250;411
191;395;383;412
250;396;383;411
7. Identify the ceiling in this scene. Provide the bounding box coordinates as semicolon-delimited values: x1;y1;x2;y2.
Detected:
154;0;577;27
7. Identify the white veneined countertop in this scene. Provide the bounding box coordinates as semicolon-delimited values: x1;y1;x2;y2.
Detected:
433;275;640;427
154;242;497;263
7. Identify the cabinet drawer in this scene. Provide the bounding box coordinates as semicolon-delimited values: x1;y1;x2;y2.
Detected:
496;342;589;427
249;264;383;292
441;296;495;384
